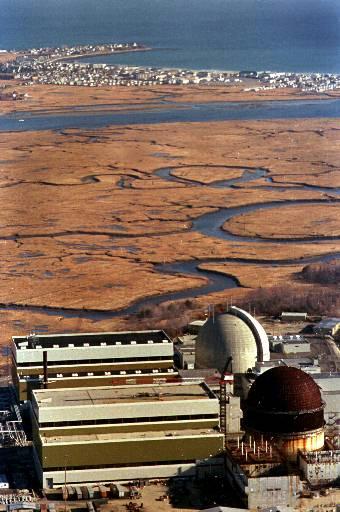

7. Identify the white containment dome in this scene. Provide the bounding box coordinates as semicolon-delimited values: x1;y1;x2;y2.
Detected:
228;306;270;362
195;307;270;374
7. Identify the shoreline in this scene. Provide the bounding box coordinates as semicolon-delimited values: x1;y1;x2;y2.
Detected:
2;45;340;76
49;46;153;63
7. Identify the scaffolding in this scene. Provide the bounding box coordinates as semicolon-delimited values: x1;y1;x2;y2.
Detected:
0;387;27;448
0;421;27;447
219;378;227;436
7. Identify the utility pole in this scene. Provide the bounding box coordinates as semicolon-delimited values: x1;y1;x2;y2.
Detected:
64;457;67;512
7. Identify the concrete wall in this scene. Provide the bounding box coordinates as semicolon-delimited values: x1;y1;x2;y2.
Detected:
225;396;242;434
34;397;219;424
43;462;197;487
246;475;301;509
42;457;225;487
41;434;224;469
282;343;311;354
15;342;173;364
225;451;301;509
17;359;173;376
39;418;218;437
299;451;340;485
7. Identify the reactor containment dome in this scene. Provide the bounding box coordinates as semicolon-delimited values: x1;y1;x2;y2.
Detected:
243;366;325;458
195;306;270;374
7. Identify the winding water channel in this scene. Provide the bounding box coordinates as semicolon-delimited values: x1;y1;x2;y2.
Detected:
2;165;339;321
1;99;339;321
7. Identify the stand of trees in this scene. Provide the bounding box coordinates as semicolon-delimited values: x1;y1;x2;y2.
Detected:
301;260;340;285
239;284;339;317
133;299;196;336
130;264;340;335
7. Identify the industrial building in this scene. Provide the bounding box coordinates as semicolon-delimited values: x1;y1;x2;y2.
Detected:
281;311;307;322
30;382;225;488
225;438;302;509
312;373;340;443
253;356;322;376
174;333;196;369
268;334;311;354
11;330;175;400
298;450;340;486
222;366;339;508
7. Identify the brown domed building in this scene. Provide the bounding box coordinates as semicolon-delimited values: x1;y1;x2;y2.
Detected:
243;366;325;459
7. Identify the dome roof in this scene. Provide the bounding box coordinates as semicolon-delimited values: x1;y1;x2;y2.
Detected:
228;306;270;361
195;313;258;373
244;366;324;434
247;366;323;412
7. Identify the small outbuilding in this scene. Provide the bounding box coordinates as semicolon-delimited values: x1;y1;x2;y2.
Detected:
281;312;307;322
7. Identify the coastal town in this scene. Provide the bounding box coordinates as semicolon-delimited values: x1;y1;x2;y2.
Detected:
0;42;340;92
14;41;148;60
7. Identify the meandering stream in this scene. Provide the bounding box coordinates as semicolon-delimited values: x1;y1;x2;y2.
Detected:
1;99;339;320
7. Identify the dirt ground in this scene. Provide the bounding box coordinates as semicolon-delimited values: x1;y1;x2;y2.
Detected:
43;483;340;512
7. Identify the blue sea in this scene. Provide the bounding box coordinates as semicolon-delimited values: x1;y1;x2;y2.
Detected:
0;0;340;73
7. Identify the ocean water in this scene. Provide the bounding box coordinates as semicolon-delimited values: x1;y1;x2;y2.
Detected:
1;0;340;73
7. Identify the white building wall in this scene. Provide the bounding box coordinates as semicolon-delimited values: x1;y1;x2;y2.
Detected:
42;457;224;488
282;343;311;354
322;392;340;428
43;463;197;487
299;451;340;484
15;342;173;364
34;397;219;424
246;475;301;509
